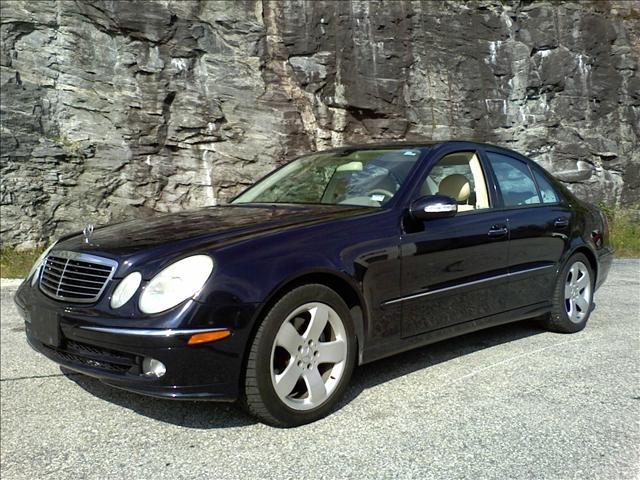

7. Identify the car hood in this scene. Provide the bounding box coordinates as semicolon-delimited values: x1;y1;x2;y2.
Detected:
54;204;375;259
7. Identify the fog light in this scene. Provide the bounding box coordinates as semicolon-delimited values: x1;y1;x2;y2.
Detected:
142;357;166;378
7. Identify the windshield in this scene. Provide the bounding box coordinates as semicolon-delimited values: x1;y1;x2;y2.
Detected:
233;148;424;207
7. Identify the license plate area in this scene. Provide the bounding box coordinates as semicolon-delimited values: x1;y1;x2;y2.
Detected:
28;308;61;347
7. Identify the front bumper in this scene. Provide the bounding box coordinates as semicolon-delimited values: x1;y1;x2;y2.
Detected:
15;282;260;401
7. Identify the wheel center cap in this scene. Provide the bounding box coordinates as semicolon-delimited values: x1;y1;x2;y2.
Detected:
300;345;312;362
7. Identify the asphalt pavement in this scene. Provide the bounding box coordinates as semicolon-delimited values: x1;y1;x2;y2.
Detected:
1;260;638;479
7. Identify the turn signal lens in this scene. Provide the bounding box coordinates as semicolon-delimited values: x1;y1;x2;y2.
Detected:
187;330;231;345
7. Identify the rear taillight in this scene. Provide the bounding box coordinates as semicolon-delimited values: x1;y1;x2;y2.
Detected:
592;209;609;248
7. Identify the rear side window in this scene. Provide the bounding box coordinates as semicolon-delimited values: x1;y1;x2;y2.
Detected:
486;152;541;207
532;169;560;204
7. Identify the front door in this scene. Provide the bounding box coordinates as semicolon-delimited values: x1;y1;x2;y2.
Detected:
397;150;510;338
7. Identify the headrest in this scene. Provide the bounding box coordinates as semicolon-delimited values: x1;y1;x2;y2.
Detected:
438;174;471;202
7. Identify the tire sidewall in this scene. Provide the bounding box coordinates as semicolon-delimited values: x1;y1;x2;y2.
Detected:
252;285;356;426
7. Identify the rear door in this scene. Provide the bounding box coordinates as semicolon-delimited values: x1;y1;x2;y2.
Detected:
483;149;571;309
397;149;510;337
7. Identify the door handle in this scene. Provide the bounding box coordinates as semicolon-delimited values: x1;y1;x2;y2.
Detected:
488;225;508;238
554;217;569;229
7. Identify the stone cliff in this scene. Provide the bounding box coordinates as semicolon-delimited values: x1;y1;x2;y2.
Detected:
1;0;638;247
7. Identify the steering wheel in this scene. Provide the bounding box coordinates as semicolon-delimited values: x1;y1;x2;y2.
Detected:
366;189;395;200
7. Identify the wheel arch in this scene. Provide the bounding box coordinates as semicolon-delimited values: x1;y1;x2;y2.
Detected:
242;270;368;383
567;244;598;285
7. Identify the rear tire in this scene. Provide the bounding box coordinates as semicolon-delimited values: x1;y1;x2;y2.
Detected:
540;253;594;333
243;284;356;427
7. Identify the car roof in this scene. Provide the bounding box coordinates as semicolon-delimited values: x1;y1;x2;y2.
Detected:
321;140;529;161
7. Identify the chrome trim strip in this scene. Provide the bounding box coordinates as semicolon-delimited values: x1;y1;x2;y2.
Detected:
509;265;556;277
382;265;555;306
78;326;229;337
46;250;118;267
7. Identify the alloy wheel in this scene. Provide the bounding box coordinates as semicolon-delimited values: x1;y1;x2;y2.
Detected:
270;302;347;411
564;261;591;323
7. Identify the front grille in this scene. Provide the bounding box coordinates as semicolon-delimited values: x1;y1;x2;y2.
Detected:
39;250;118;303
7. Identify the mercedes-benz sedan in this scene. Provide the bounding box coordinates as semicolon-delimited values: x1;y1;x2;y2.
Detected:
15;141;613;426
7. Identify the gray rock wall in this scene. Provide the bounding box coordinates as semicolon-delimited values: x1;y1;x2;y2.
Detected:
1;0;638;248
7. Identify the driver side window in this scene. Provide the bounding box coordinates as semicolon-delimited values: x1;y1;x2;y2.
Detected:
420;151;491;212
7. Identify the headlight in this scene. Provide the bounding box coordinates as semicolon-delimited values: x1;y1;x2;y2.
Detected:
110;272;142;309
139;255;214;314
29;242;57;286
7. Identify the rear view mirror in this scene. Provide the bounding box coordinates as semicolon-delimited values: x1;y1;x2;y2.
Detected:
410;195;458;220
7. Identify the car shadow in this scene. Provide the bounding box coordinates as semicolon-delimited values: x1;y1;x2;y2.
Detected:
63;369;258;428
338;319;544;410
64;319;544;429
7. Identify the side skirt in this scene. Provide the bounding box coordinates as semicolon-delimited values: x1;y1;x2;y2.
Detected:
360;301;551;365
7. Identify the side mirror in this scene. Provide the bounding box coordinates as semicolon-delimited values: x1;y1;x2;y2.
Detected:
409;195;458;220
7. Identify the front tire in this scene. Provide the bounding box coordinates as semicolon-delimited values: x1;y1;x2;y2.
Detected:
243;284;356;427
540;253;594;333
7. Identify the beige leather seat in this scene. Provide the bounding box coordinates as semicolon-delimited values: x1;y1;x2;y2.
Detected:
438;174;475;211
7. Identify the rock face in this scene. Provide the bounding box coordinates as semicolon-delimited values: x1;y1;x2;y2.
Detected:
1;0;638;247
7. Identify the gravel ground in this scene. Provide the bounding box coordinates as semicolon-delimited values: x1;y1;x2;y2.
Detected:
1;260;638;479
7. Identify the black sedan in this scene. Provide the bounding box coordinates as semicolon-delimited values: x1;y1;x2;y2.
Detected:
15;141;614;426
